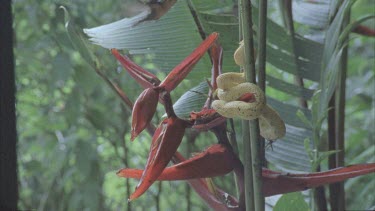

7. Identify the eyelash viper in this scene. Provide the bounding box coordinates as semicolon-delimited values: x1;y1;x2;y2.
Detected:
212;42;286;140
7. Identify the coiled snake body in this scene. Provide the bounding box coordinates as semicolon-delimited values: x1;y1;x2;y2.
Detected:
212;72;286;140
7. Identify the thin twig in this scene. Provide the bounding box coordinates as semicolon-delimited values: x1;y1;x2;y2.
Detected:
186;0;207;40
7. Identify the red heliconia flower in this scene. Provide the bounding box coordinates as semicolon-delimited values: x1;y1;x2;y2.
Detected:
118;144;236;180
131;88;159;141
118;159;375;197
129;117;190;201
118;145;240;210
112;33;219;142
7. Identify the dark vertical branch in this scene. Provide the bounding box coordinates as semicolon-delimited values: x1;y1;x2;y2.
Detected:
0;1;18;210
257;0;268;168
187;0;207;40
328;95;339;211
119;105;132;211
329;9;350;211
155;181;162;211
122;137;132;211
278;0;308;108
257;0;267;92
327;6;350;211
185;131;196;211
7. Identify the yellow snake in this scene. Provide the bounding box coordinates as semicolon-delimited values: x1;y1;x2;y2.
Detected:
212;68;286;140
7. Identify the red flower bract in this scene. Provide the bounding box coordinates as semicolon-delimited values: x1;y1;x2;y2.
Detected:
158;32;219;92
117;144;236;180
119;162;375;198
129;117;189;201
131;88;159;141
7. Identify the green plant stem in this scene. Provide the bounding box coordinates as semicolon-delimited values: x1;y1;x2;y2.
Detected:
240;0;264;210
252;0;267;209
241;120;254;211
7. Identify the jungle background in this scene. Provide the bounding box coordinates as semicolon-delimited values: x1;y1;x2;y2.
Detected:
13;0;374;210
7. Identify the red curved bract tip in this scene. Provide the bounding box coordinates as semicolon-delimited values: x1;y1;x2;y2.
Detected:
159;32;219;92
111;49;160;89
352;25;375;37
262;163;375;196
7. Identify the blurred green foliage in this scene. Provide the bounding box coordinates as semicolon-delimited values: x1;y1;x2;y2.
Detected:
14;1;213;210
14;0;374;210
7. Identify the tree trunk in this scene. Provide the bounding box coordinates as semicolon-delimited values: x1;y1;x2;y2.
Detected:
0;1;19;210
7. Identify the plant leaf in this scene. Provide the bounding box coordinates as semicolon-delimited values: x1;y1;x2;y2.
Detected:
273;192;310;211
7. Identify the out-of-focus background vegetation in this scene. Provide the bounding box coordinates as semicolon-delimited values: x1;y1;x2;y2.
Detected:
14;0;374;210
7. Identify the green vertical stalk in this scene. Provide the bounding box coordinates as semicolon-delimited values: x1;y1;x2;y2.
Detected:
252;0;267;210
240;0;256;82
240;0;264;210
241;120;255;211
239;2;254;210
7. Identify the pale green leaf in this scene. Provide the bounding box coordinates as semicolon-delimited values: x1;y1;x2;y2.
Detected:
274;192;310;211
